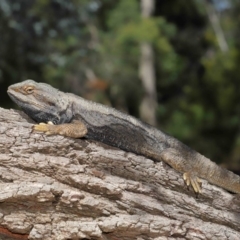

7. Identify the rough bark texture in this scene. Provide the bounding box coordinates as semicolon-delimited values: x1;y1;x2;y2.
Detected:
0;107;240;240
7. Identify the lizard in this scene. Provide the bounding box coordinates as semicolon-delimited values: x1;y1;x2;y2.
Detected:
7;79;240;194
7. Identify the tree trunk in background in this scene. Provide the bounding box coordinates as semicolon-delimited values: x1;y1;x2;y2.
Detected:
139;0;157;126
204;0;229;52
1;107;240;239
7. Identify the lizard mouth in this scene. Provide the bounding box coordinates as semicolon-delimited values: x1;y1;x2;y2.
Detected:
7;88;40;111
7;89;20;101
7;89;27;105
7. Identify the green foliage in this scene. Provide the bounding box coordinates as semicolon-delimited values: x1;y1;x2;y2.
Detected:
2;0;240;166
106;0;139;28
94;0;180;115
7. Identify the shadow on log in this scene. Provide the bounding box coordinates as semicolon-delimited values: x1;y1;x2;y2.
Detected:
0;107;240;239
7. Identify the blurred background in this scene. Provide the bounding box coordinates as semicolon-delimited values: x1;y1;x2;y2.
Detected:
1;0;240;169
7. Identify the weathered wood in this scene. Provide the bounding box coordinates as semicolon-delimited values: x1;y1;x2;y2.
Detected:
0;107;240;240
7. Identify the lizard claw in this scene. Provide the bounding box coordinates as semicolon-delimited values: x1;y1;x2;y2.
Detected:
183;172;202;193
33;122;52;133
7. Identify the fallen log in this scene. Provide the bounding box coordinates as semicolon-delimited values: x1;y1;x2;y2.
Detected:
0;107;239;240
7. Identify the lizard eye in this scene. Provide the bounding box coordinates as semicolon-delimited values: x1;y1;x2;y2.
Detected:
25;86;34;94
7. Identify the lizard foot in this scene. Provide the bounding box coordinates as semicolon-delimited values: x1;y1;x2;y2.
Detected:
33;122;56;135
33;121;88;138
183;172;202;193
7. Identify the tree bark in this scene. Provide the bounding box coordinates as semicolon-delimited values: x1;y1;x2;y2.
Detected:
0;107;240;240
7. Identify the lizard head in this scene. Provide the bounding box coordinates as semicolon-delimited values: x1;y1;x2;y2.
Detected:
7;79;73;124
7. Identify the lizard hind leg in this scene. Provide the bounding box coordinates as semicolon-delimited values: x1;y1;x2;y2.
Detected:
183;172;202;193
160;148;203;194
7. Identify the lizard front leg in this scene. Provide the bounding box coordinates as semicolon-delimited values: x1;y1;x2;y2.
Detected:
33;120;87;138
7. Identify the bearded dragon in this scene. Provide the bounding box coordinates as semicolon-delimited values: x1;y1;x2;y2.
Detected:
7;79;240;194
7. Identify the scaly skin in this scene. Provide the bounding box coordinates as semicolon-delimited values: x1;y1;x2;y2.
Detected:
7;80;240;194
